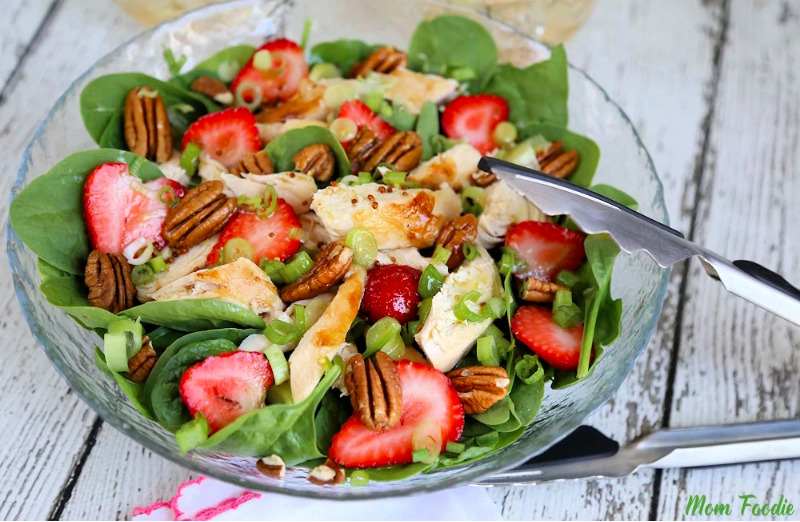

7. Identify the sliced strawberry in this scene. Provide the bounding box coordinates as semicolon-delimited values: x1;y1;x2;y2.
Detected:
206;199;301;266
361;264;422;325
230;39;308;106
181;107;260;169
329;361;464;468
511;305;585;371
83;162;186;253
505;221;587;281
179;351;273;433
441;94;509;154
338;100;396;141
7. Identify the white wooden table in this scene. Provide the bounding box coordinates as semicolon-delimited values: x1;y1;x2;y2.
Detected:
1;0;798;519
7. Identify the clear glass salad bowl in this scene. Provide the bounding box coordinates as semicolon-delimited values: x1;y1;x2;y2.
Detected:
7;0;669;499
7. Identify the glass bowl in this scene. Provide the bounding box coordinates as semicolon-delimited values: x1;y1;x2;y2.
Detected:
7;0;669;500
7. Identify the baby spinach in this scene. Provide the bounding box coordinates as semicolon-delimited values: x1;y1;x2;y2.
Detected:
416;101;440;161
169;45;256;90
314;390;352;454
309;39;382;75
265;127;350;179
94;347;156;421
551;346;604;389
519;122;600;187
590;184;638;210
364;463;434;482
408;15;498;92
201;363;341;465
151;339;239;431
80;73;219;149
39;276;119;329
38;258;70;282
121;299;265;332
482;45;569;129
146;326;185;355
380;102;417;132
9;149;163;275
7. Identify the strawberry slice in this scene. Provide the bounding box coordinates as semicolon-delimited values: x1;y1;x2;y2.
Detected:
206;199;302;266
230;39;308;106
329;361;464;468
179;351;273;433
181;107;260;169
505;221;587;281
441;94;509;154
338;100;396;141
83;162;186;253
511;305;585;371
361;264;422;325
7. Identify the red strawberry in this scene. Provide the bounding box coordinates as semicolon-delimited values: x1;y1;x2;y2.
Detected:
181;107;260;169
441;94;509;154
505;221;587;281
361;264;422;325
511;305;585;371
83;162;186;253
206;199;301;266
230;39;308;106
329;360;464;468
179;351;273;433
338;100;396;141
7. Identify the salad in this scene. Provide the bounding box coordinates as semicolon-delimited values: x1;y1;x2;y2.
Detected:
9;15;636;485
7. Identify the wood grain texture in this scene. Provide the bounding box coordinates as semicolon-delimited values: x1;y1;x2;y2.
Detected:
0;0;57;98
658;0;800;519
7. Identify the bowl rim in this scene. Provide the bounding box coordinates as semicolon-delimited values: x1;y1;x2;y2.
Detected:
7;0;670;500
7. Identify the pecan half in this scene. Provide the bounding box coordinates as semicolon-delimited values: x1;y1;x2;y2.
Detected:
279;242;353;302
349;46;408;78
231;150;275;176
124;87;173;163
362;131;423;173
537;141;579;179
293;143;335;182
447;366;509;414
346;126;381;173
536;141;564;164
85;250;135;313
163;180;236;253
345;352;403;431
471;170;497;187
257;455;286;479
256;79;326;123
307;458;346;485
436;214;478;270
190;75;233;105
519;277;568;302
124;336;157;383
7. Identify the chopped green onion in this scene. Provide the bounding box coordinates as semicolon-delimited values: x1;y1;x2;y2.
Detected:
552;289;583;329
358;171;374;184
454;291;487;323
180;143;202;177
498;251;517;277
294;305;307;335
526;134;553;154
364;317;402;358
323;83;356;109
158;186;178;207
477;336;500;367
412;448;432;463
476;431;499;447
103;331;131;373
417;298;433;323
260;259;286;284
235;81;264;112
382;171;406;187
257;185;278;218
338;174;360;186
264;344;289;385
378;102;393;119
431;134;462;155
446;441;466;454
217;60;242;83
329;117;357;142
267;380;294;404
401;321;418;345
237;194;262;211
483;324;506;343
350;470;370;487
555;269;582;288
137;88;159;99
461;186;486;211
173;103;195;114
277;251;313;283
309;62;341;82
264;320;300;345
300;18;312;49
404;181;421;189
418;264;444;299
465;202;483;218
163;47;187;76
481;297;506;319
148;255;167;273
365;91;384;112
411;421;442;463
382;335;406;361
287;227;303;241
108;318;144;359
462;242;477;261
448;66;477;83
222;238;255;264
346;316;367;343
131;264;155;286
175;413;209;453
431;245;451;266
253;50;274;72
500;140;535;167
492;121;518;147
346;228;378;267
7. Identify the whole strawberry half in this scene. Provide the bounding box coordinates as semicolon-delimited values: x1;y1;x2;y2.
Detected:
83;162;186;253
179;351;273;433
361;264;422;325
511;305;585;371
206;199;301;266
181;107;260;169
441;94;509;154
230;38;308;106
338;100;396;141
505;221;587;281
329;360;464;468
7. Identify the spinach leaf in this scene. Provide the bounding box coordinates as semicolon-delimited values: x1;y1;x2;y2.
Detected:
590;184;638;210
407;15;498;92
201;363;341;464
551;346;604;389
146;326;185;355
265;127;350;179
169;45;256;90
416;101;440;161
309;39;382;75
432;421;525;470
9;149;163;275
381;102;418;132
151;339;239;430
94;347;156;421
364;463;434;482
519;122;600;187
39;276;119;329
38;257;70;282
80;73;219;149
121;299;265;332
314;390;352;454
482;45;569;129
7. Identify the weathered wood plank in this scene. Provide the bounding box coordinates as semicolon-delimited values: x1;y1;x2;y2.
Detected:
0;1;139;519
487;0;722;518
0;0;56;97
658;0;800;519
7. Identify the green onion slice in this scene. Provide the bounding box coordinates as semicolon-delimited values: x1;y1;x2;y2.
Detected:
222;238;255;264
277;251;314;283
235;81;264;112
257;185;278;218
346;228;378;267
382;171;406;187
175;413;210;453
365;90;384;112
411;421;442;463
294;305;307;335
381;335;406;361
264;344;289;385
364;317;401;358
131;264;155;286
180;143;202;177
264;320;300;345
237;194;262;211
454;291;487;323
418;264;444;299
217;60;242;83
300;18;312;49
159;186;179;207
108;318;144;359
103;331;131;373
358;171;374;184
309;62;341;82
418;298;433;324
148;255;167;274
445;441;466;454
476;336;500;367
462;242;477;261
552;289;583;329
260;259;286;284
350;470;370;487
431;245;452;266
555;269;582;288
481;297;506;319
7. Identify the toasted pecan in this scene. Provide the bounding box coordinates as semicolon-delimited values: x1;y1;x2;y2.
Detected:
362;131;423;173
346;126;381;173
124;336;157;383
446;366;510;414
471;170;497;187
231;150;275;176
279;242;353;302
307;458;345;485
85;250;135;313
293;143;335;182
436;214;478;270
163;180;236;253
349;46;407;78
345;352;403;431
190;75;233;105
124;87;173;163
519;277;568;302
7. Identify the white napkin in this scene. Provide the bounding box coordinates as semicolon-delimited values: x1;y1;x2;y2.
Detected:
132;476;502;521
